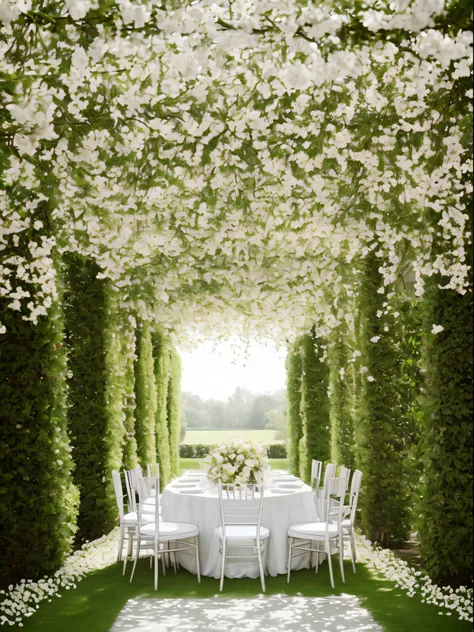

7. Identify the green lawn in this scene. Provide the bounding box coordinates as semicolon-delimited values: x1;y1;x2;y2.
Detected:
182;429;280;444
179;458;288;473
16;559;469;632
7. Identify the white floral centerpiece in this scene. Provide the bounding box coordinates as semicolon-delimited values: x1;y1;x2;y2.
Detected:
202;439;268;485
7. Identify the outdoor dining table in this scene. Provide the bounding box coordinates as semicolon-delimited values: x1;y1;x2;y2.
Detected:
160;471;319;579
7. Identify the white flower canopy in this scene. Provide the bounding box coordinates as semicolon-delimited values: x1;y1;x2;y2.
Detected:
0;0;472;344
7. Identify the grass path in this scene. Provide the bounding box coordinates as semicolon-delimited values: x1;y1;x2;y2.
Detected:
16;560;469;632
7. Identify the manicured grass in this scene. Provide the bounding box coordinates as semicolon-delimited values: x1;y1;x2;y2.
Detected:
182;429;280;444
179;458;289;473
17;559;469;632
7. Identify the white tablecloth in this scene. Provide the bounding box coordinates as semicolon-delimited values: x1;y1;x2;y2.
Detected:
161;473;318;579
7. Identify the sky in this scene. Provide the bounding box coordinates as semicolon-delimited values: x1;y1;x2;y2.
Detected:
180;340;287;401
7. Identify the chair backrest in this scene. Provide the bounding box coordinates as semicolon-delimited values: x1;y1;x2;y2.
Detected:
324;475;349;530
348;470;363;524
310;460;323;491
137;476;160;537
125;466;143;511
147;463;160;477
217;482;264;538
112;470;125;520
338;466;351;495
322;463;336;488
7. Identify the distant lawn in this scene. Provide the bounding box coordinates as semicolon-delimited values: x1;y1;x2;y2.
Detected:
182;429;280;444
180;458;288;473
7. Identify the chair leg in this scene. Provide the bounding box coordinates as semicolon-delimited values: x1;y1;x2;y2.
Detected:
257;542;265;593
195;536;201;583
348;528;357;573
117;527;124;563
339;536;345;583
326;539;334;589
130;538;141;583
154;541;159;590
219;542;226;591
123;532;133;576
161;546;167;576
287;538;293;583
172;541;178;575
315;540;320;574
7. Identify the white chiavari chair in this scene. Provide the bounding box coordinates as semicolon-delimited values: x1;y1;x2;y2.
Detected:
217;482;269;592
341;469;363;573
287;474;349;589
130;475;200;590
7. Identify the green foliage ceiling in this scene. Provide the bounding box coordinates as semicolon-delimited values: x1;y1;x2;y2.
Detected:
0;0;472;342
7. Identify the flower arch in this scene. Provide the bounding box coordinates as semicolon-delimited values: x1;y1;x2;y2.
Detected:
0;0;472;343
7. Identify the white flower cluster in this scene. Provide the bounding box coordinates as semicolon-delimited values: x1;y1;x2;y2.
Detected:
356;533;474;623
0;529;119;627
202;439;269;484
0;0;472;342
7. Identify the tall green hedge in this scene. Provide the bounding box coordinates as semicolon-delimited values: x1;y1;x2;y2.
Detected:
328;332;355;468
134;323;157;470
152;331;171;486
167;348;182;478
353;252;411;546
286;342;303;475
122;327;138;470
419;280;473;585
64;255;116;544
299;328;330;482
0;295;78;584
102;292;126;523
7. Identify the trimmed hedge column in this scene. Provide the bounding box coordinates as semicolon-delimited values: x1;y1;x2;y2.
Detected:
299;328;330;482
64;255;118;543
353;252;410;547
0;297;78;583
328;332;355;468
152;332;171;486
286;342;303;475
134;323;157;470
419;280;473;585
167;348;182;478
122;326;138;470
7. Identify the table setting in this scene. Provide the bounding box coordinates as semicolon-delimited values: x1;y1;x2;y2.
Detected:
160;441;319;579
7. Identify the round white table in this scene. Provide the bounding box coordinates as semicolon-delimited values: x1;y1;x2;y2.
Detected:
160;472;319;579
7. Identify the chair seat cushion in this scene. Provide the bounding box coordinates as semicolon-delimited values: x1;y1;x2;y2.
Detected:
123;512;154;525
342;519;352;528
288;522;339;539
216;525;270;541
140;521;199;540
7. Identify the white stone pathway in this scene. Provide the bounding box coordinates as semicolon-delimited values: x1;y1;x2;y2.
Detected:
111;594;382;631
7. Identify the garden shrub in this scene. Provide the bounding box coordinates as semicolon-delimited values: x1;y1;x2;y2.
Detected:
151;331;171;486
354;252;411;547
419;278;473;586
286;343;303;475
0;292;78;584
63;254;113;544
121;327;138;471
166;348;182;477
328;332;355;468
299;328;331;482
134;323;157;470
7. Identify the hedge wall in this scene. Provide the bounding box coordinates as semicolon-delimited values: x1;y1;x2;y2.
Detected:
0;293;78;585
353;252;411;546
286;342;303;475
328;333;355;468
167;348;182;477
134;323;157;470
419;279;473;585
299;328;330;482
179;443;287;459
64;255;114;544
